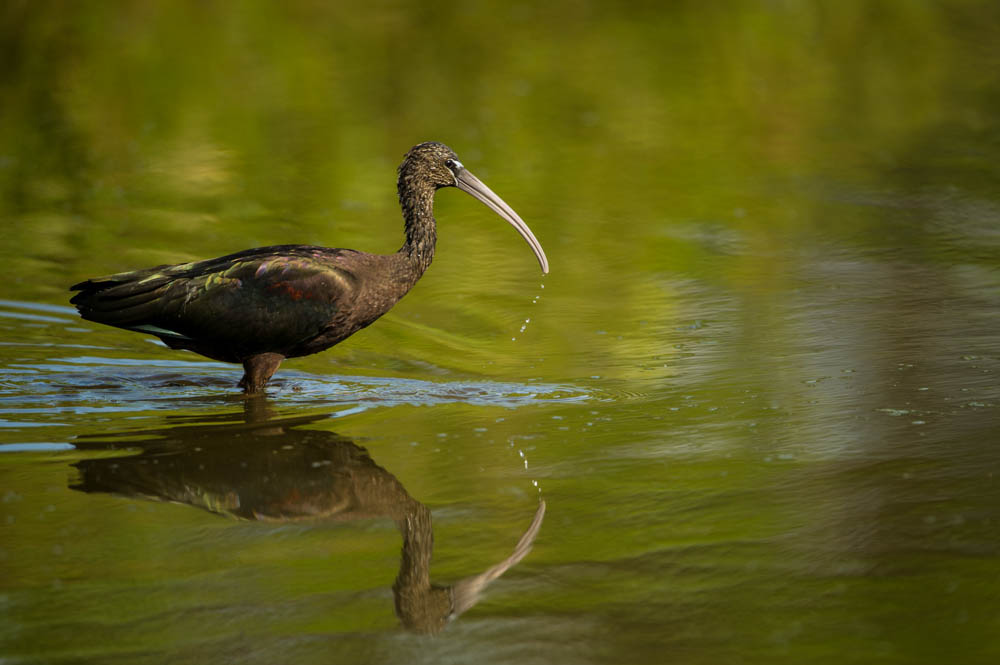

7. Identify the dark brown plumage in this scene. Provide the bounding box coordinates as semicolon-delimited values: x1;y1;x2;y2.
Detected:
70;142;549;393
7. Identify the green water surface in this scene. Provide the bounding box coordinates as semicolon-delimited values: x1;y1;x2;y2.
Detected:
2;2;999;664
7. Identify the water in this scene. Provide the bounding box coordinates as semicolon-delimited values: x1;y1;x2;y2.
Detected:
3;2;1000;664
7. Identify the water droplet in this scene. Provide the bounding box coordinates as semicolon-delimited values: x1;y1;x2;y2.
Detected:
877;408;910;416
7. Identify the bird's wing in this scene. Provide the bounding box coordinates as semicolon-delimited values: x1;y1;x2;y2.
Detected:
71;246;359;357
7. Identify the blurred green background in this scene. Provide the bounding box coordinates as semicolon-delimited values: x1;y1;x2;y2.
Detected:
2;2;999;664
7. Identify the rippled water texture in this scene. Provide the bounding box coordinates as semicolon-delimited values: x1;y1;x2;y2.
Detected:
2;3;1000;664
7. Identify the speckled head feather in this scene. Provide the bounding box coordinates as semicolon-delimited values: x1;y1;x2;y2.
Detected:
397;142;462;191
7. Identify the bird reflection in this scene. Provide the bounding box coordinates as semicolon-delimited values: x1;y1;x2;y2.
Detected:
69;397;545;633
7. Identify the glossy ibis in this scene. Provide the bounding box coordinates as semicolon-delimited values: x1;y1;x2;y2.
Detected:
70;142;549;393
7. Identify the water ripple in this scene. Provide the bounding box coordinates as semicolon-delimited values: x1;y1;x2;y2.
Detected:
0;353;588;414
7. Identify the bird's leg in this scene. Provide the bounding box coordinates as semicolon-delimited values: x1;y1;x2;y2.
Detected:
238;353;285;394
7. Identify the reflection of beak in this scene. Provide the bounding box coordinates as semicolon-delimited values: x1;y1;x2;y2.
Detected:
456;169;550;274
449;500;547;618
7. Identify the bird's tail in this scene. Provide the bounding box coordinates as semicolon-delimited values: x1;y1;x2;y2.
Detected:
70;266;181;332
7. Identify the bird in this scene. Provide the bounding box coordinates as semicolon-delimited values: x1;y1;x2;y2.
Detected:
70;142;549;393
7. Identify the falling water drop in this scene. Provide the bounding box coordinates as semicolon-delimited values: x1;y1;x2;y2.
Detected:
513;286;542;342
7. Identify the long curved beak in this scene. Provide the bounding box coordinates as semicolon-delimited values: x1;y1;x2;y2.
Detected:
456;169;549;274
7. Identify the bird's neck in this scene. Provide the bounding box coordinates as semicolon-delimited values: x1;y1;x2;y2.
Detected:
397;178;437;274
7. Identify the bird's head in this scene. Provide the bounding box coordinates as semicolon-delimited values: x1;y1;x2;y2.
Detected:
399;141;464;189
397;141;549;274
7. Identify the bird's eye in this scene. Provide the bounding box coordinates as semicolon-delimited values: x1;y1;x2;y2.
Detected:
444;159;456;169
